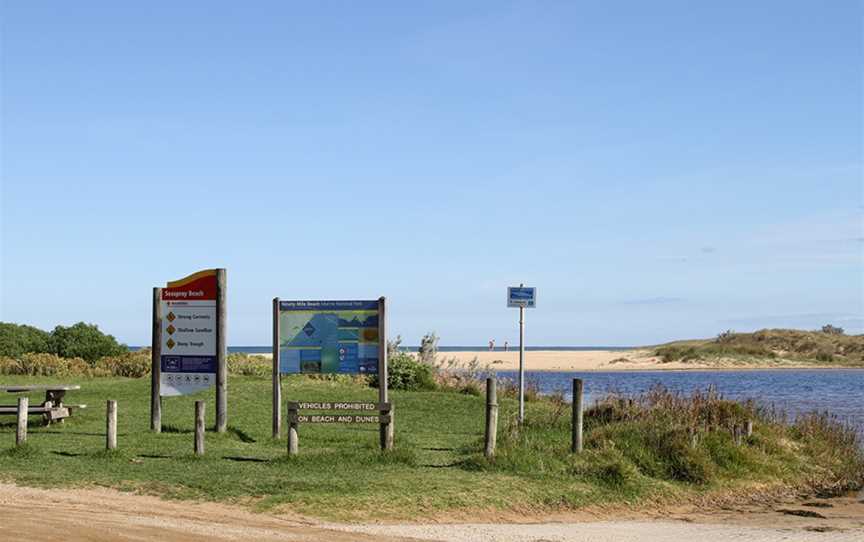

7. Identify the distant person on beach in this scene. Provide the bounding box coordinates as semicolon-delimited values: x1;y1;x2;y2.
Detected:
489;339;495;351
504;341;509;352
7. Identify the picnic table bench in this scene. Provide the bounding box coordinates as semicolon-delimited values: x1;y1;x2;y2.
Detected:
0;385;86;424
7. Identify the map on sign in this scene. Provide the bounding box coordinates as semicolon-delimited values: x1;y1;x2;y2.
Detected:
507;286;537;308
279;300;379;374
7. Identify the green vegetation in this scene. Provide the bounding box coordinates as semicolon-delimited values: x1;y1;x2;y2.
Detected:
0;322;126;362
655;328;864;366
0;376;860;520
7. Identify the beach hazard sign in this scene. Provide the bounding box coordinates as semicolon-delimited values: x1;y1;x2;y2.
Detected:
160;269;218;396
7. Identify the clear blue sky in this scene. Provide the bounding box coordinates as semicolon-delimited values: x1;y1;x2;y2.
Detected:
1;1;861;346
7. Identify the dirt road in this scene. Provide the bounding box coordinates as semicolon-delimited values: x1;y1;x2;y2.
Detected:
1;483;862;542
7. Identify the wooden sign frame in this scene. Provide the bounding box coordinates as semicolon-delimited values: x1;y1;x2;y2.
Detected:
272;296;392;450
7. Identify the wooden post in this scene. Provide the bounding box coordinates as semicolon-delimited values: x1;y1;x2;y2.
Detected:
745;419;753;438
484;377;498;458
16;397;28;446
287;403;298;456
106;400;117;450
150;287;162;432
571;378;584;453
215;268;227;433
272;297;281;438
194;401;205;456
378;296;393;450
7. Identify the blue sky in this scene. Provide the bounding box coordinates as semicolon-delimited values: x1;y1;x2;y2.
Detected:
1;1;861;346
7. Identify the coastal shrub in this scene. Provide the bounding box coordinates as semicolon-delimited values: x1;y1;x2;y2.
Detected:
6;353;89;376
98;351;151;378
227;353;270;377
0;322;52;357
369;351;436;391
418;332;439;365
50;322;127;363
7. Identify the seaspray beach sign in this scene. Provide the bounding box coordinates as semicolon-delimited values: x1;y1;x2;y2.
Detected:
507;286;537;308
160;270;219;395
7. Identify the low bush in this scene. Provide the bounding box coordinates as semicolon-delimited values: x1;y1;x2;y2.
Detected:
369;351;437;391
0;323;52;358
50;322;127;362
98;351;151;378
227;353;270;377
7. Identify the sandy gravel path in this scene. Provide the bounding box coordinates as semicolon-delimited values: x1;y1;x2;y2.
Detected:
1;483;861;542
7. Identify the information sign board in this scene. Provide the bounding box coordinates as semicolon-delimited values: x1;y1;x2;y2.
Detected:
160;270;218;396
278;300;380;374
507;286;537;308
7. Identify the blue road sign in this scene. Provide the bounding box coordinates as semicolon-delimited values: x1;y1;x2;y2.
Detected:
508;287;536;308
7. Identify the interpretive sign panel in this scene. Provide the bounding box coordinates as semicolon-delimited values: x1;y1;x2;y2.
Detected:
507;286;537;308
160;270;218;396
278;300;380;374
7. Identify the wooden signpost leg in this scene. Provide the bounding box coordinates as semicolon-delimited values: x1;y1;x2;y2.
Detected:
272;297;281;439
150;287;162;433
216;268;227;433
377;297;394;451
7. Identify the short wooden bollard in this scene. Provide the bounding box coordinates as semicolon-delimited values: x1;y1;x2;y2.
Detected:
571;378;584;453
484;378;498;458
106;400;117;450
745;419;753;438
194;401;205;456
16;397;28;446
287;403;298;456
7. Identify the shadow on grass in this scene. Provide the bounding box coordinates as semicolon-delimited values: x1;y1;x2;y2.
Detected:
223;455;268;463
160;425;192;434
227;426;256;443
51;450;84;457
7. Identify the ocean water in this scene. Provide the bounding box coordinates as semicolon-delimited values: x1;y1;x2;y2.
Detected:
495;369;864;436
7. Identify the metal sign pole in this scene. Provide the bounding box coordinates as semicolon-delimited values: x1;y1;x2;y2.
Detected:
518;303;525;424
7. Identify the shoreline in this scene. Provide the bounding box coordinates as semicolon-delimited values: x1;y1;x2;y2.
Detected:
247;350;863;372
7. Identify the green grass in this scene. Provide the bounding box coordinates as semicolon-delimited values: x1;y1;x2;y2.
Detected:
0;375;861;521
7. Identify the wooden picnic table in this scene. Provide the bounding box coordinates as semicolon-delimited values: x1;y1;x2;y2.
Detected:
0;384;86;424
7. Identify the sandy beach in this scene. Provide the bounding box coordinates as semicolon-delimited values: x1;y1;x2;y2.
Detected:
251;349;850;372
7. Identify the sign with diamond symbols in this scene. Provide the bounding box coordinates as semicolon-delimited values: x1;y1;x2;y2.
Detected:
159;269;218;396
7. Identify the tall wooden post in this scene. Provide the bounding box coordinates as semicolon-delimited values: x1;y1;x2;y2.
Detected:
106;400;118;450
378;296;393;450
16;397;28;446
272;297;281;438
572;378;584;453
484;377;498;458
150;287;162;432
195;401;205;456
215;268;227;433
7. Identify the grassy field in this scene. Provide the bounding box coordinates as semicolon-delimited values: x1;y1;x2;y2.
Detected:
0;375;862;521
